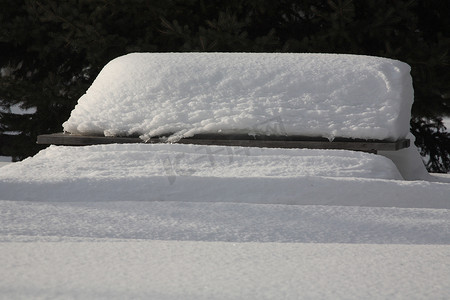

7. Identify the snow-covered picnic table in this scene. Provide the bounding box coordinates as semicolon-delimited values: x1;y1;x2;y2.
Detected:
41;52;427;179
43;53;413;153
1;53;449;299
63;53;413;142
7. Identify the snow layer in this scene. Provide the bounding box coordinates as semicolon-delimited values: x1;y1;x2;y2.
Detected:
1;200;449;299
2;52;448;300
0;156;11;168
1;144;449;208
1;241;449;300
0;143;403;181
379;133;432;181
1;143;450;299
2;201;449;244
63;53;414;141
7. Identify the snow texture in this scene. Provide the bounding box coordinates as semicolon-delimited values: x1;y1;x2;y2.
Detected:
1;144;449;299
0;156;11;167
379;133;432;180
63;53;414;142
0;144;404;181
2;53;449;299
0;200;449;299
1;241;449;300
1;201;449;244
1;144;449;208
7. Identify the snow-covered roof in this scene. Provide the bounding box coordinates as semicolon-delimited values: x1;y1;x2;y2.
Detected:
63;53;414;142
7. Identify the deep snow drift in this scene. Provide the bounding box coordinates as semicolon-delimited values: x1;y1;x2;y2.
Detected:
63;53;414;141
1;144;449;208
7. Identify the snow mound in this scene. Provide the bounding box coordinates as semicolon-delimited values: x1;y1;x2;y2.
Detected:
379;133;432;181
63;53;414;141
1;144;449;208
0;144;403;181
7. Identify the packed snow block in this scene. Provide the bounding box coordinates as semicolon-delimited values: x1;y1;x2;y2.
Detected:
62;53;414;142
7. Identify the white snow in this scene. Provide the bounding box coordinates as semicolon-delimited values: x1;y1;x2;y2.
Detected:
1;144;449;298
0;144;404;182
0;101;36;115
443;117;450;129
1;53;449;299
0;102;37;142
379;132;432;180
1;144;449;208
1;200;449;244
0;156;12;168
0;199;449;299
1;241;449;300
62;52;432;180
63;53;414;142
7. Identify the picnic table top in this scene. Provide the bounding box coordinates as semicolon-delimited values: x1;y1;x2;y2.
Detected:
37;133;410;154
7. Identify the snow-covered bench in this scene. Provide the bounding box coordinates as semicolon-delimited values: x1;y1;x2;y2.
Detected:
37;132;410;154
38;52;413;154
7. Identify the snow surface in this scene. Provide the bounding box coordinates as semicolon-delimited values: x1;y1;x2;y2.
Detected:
1;144;449;208
2;53;449;299
0;144;404;181
1;144;449;299
63;53;414;142
0;156;11;168
379;132;432;181
1;241;449;300
443;117;450;129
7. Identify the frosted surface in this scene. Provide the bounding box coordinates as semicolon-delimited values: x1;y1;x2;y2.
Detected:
63;53;414;141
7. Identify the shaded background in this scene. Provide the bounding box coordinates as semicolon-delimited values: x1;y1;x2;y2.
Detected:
0;0;449;172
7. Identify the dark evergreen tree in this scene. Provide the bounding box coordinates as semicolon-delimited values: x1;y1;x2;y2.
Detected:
1;0;449;172
0;0;172;160
411;117;450;172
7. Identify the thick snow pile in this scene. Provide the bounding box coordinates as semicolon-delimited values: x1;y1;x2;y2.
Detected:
379;132;432;181
1;144;449;298
61;52;430;180
63;53;414;141
1;144;449;208
0;144;403;181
